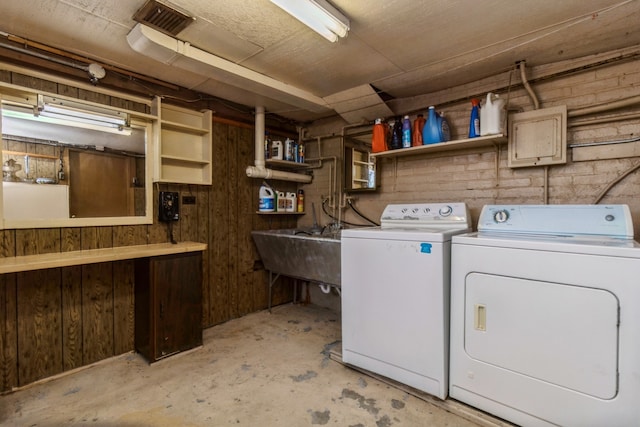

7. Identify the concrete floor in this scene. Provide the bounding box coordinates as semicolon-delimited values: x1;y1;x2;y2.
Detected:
1;303;510;427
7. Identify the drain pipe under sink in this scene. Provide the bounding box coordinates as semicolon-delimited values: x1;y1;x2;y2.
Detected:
246;106;312;183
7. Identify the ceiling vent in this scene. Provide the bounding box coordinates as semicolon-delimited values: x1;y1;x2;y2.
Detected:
133;0;194;37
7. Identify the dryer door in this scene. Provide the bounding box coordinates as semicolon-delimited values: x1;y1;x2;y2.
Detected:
465;273;618;399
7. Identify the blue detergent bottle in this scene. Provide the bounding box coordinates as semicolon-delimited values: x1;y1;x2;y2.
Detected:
468;98;480;138
423;106;451;144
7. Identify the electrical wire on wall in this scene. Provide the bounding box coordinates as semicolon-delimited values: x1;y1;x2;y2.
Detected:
347;198;379;226
321;197;377;227
593;160;640;204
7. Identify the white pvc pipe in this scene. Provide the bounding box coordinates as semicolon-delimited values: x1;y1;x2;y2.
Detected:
246;165;312;183
247;106;312;183
254;106;265;169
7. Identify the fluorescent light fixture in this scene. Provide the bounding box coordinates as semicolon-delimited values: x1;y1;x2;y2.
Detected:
270;0;350;42
2;102;132;136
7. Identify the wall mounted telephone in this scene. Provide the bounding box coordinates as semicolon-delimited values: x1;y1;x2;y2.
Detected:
159;191;180;222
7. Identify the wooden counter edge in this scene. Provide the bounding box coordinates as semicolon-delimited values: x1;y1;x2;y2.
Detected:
0;241;208;274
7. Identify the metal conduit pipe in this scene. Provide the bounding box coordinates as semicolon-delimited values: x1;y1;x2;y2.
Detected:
568;95;640;117
0;39;88;72
519;60;540;110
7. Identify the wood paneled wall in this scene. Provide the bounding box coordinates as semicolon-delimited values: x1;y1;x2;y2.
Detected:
0;117;298;392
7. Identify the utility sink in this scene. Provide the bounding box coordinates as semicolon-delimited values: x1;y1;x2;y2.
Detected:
251;228;342;286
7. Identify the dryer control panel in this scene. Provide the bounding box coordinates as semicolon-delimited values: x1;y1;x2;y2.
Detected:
478;204;633;238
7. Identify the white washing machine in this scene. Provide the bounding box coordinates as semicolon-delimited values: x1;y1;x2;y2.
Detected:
449;204;640;427
341;202;470;399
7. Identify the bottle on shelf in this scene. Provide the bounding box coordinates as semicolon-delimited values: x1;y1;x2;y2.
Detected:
371;118;387;153
264;131;271;159
423;106;451;144
468;99;480;138
284;138;294;161
297;189;304;212
480;92;506;136
389;117;403;150
401;115;412;148
412;114;425;146
272;140;283;160
259;183;275;212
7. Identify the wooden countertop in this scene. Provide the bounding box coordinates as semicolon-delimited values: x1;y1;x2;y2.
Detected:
0;241;207;274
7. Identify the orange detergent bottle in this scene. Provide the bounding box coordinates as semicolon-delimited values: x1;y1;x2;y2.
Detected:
371;118;387;153
412;114;426;146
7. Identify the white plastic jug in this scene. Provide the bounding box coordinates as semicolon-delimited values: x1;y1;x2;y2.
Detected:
286;192;297;212
277;191;286;212
480;92;506;136
259;185;275;212
272;140;283;160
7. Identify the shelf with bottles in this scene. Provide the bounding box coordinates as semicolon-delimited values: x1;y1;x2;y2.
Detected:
256;211;305;215
370;134;507;159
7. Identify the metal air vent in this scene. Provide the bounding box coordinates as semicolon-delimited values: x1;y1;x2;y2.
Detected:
133;0;194;36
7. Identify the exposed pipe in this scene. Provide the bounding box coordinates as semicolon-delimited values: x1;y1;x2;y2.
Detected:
246;106;312;183
568;95;640;117
246;165;312;182
0;39;87;72
519;61;540;110
254;106;266;170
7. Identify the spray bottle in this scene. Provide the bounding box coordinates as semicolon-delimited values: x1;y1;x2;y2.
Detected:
468;99;480;138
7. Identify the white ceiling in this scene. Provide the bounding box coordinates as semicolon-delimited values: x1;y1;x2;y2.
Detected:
0;0;639;124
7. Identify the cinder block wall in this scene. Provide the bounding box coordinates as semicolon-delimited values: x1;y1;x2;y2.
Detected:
300;54;640;237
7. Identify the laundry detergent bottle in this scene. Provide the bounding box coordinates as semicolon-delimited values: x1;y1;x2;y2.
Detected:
371;118;387;153
468;98;480;138
412;114;426;146
423;106;451;144
258;183;275;212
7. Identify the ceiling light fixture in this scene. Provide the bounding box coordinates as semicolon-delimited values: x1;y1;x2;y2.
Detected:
1;97;132;136
270;0;350;42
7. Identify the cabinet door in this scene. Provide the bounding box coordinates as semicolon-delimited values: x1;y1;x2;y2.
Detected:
151;253;203;359
135;252;203;362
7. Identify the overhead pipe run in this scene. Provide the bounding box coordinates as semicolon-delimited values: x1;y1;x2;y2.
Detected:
246;106;312;183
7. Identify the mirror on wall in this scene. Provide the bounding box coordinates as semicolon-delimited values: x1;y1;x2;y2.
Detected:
344;136;378;193
0;91;153;228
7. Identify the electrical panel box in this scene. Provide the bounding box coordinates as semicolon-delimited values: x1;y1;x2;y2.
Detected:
508;105;567;168
158;191;179;222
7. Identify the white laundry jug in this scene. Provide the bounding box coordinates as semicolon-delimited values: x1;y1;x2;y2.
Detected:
480;92;506;136
259;184;275;212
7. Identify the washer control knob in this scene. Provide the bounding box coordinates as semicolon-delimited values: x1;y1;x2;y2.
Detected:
494;210;509;223
439;205;453;216
605;214;615;222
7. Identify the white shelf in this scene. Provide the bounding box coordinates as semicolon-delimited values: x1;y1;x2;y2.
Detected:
265;159;310;170
371;134;507;158
152;98;212;185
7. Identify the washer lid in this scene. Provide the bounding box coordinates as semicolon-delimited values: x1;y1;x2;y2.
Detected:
477;204;634;238
342;225;471;241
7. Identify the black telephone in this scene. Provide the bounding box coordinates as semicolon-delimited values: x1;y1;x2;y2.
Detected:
158;191;180;222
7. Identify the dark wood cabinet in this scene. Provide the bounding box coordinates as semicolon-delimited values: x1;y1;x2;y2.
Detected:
135;252;203;362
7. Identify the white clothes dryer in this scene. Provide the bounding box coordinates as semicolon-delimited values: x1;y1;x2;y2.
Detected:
342;202;470;399
449;204;640;427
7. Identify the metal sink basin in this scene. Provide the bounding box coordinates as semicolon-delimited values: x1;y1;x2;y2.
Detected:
251;228;342;286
